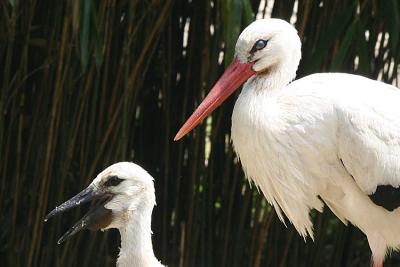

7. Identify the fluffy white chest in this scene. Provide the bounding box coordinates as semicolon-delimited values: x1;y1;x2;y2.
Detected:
231;79;339;237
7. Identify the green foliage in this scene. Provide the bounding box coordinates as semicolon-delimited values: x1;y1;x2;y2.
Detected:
0;0;399;266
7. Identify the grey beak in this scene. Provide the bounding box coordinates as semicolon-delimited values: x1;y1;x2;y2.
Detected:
56;204;111;244
45;185;101;221
45;184;112;244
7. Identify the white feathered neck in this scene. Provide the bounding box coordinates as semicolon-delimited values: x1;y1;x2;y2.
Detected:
116;201;163;267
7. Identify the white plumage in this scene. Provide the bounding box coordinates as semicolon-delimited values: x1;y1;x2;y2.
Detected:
175;18;400;267
46;162;163;267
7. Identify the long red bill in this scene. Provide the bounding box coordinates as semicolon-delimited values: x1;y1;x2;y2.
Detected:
174;58;256;141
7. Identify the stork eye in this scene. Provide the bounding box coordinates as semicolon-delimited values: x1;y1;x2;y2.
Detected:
104;176;124;187
251;39;268;53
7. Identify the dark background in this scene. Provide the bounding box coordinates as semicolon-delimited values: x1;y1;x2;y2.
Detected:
1;0;400;266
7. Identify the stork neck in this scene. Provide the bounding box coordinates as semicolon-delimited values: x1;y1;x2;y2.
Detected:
248;61;298;93
117;208;162;267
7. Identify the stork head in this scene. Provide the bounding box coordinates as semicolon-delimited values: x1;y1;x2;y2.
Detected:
174;18;301;140
45;162;156;244
235;18;301;74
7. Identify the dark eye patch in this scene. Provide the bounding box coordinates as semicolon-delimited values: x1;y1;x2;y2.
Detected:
250;39;268;53
104;176;124;187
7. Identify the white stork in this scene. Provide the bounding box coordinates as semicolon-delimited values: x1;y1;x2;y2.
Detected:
174;18;400;267
45;162;163;267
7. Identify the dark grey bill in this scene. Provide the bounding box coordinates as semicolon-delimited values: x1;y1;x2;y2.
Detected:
44;184;101;222
45;184;114;244
57;204;111;244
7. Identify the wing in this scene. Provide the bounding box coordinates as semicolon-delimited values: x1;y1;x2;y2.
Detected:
336;76;400;195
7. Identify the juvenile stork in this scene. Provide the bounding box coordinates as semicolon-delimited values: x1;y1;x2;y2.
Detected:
45;162;163;267
175;18;400;267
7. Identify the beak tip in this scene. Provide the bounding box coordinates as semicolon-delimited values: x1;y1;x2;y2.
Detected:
44;210;56;222
174;58;255;140
57;234;68;245
174;130;184;141
44;214;51;222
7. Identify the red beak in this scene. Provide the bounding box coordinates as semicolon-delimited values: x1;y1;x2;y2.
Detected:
174;58;256;141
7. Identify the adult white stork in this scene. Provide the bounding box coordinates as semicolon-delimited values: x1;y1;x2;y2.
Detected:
174;18;400;267
45;162;163;267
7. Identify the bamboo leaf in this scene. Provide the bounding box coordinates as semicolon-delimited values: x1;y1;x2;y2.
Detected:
355;20;369;74
80;0;91;70
307;1;357;71
331;20;358;69
222;0;243;64
388;0;400;52
90;3;103;68
242;0;254;25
